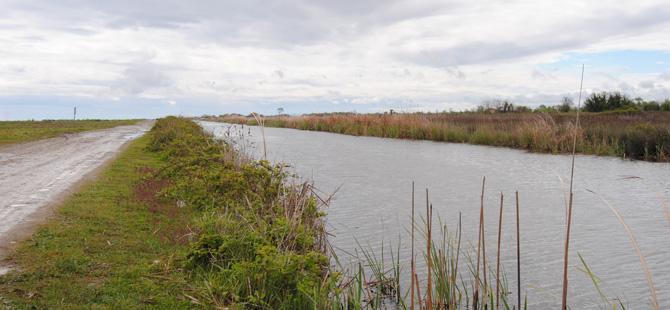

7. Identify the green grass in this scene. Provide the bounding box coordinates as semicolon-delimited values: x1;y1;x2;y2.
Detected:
0;119;143;147
0;134;198;309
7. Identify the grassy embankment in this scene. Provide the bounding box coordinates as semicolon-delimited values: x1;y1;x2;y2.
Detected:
220;112;670;162
0;117;336;309
0;119;142;147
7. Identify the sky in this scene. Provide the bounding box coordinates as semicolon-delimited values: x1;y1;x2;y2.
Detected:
1;0;669;120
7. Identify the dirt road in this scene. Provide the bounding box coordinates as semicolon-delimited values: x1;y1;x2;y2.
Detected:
0;120;155;274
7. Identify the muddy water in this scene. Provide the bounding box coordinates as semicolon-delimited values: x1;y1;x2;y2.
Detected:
0;121;154;275
201;121;670;310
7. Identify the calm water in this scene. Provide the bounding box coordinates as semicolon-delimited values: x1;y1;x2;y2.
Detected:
201;121;670;309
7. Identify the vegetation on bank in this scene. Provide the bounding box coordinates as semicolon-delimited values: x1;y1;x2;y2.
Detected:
0;119;142;147
219;112;670;162
0;116;521;309
0;117;335;309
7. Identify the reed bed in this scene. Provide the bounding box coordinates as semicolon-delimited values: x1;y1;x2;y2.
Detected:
219;112;670;162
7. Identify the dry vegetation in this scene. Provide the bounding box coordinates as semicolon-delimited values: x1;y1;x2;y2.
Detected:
220;112;670;161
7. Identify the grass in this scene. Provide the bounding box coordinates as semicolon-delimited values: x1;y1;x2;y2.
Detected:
0;119;142;147
217;111;670;162
0;133;196;309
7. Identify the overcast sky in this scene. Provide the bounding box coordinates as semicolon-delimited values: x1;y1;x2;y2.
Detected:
1;0;669;120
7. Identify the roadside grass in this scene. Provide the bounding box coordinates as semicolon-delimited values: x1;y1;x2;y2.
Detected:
0;119;142;147
0;134;198;309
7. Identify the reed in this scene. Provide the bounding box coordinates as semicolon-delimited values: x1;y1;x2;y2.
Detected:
411;182;416;310
217;111;670;162
563;67;584;310
496;193;504;310
516;191;522;310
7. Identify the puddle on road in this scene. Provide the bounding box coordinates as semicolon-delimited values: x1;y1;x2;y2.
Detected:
123;130;148;140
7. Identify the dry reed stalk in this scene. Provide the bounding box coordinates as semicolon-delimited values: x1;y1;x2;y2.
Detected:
251;113;267;160
441;223;447;310
355;248;375;307
474;177;486;310
451;212;462;310
481;188;488;308
516;191;521;310
414;271;422;310
426;188;433;310
411;182;415;310
589;191;659;310
496;192;504;310
562;64;584;310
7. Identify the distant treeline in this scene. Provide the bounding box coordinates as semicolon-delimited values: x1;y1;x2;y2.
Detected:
208;93;669;119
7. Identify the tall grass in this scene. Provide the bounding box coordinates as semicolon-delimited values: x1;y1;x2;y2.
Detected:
219;112;670;161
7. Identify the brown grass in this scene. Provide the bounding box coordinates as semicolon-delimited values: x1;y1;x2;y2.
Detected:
218;112;670;161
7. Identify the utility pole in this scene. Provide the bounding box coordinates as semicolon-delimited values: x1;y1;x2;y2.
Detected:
73;107;77;124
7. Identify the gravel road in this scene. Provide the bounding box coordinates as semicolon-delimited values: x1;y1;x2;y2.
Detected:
0;120;154;274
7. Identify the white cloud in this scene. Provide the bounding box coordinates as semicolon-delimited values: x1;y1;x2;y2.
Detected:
0;0;669;119
110;63;170;96
351;97;382;105
639;80;655;89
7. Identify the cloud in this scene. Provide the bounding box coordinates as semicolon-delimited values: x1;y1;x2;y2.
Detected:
531;69;556;80
1;0;669;118
639;80;655;89
110;63;170;96
351;97;382;104
618;82;633;92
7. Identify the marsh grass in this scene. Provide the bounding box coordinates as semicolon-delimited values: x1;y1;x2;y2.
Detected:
219;112;670;161
0;119;142;147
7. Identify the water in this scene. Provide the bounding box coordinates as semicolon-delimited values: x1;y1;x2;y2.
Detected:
201;121;670;309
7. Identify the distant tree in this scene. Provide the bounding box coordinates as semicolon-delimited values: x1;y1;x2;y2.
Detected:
607;92;636;110
641;100;660;111
277;107;284;115
516;105;532;113
660;99;670;111
583;91;637;112
558;97;573;112
583;92;608;112
501;100;514;113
